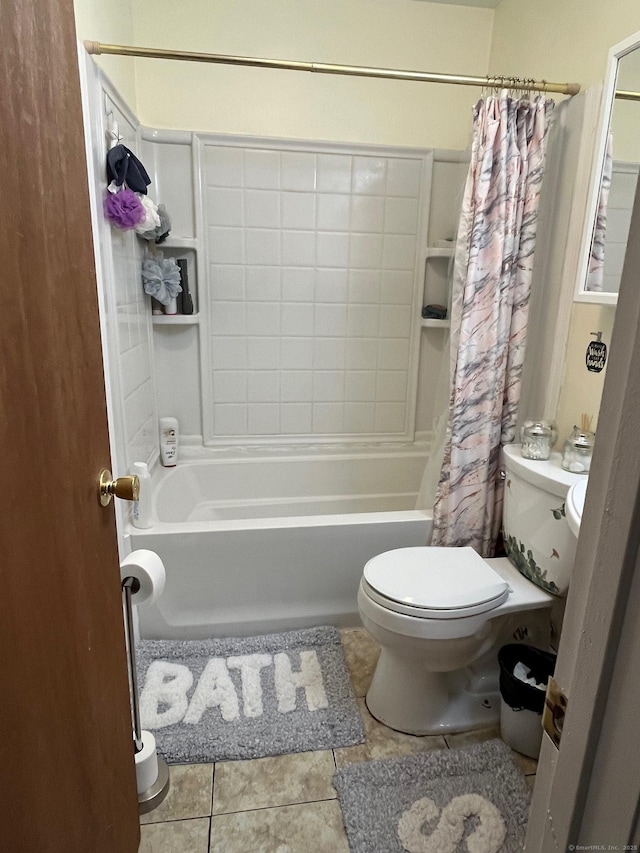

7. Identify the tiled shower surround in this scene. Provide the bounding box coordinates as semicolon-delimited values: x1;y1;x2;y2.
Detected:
100;93;157;469
202;142;428;441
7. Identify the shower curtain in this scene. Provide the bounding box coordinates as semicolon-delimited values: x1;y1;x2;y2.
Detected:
430;91;555;557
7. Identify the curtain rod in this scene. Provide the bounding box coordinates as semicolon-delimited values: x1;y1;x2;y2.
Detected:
84;41;581;96
615;89;640;101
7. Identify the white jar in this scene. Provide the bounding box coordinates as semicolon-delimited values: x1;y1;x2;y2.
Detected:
561;428;594;474
520;420;557;461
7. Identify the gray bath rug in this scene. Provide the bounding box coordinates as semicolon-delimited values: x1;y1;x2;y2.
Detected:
136;626;364;763
333;739;530;853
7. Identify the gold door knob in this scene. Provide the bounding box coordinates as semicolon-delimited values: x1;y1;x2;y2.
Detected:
98;469;140;506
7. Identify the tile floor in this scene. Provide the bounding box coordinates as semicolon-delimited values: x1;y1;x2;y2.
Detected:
138;628;537;852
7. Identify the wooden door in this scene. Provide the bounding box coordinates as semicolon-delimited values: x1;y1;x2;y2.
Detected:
0;1;140;851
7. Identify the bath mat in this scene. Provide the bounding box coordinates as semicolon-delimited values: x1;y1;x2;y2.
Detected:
333;739;530;853
136;626;364;763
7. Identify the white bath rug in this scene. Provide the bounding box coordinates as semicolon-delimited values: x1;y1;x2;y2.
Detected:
333;739;530;853
136;626;364;763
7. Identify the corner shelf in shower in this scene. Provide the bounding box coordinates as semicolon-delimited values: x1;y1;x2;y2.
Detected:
152;237;200;319
426;247;454;258
422;249;453;331
160;236;198;249
421;319;450;329
152;314;201;325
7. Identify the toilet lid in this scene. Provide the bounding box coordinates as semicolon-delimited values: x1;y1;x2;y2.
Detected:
363;547;510;613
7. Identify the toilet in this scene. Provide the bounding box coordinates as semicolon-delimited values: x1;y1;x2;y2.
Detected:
358;443;584;735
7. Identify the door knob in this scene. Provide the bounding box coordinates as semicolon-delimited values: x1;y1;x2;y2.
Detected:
98;469;140;506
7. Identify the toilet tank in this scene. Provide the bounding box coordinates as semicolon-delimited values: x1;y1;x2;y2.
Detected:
502;444;584;596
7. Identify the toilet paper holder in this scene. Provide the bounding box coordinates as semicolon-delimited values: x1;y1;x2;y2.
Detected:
121;574;170;812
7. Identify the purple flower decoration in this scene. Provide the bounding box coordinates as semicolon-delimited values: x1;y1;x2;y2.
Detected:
104;188;146;230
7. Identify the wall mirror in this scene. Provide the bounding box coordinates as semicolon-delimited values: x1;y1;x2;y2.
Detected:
575;30;640;304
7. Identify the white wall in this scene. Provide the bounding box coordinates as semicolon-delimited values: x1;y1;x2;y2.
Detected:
130;0;493;149
73;0;136;109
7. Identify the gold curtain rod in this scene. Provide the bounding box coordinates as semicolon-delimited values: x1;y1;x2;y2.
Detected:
616;89;640;101
84;41;581;96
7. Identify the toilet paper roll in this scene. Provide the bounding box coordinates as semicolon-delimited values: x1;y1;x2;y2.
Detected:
135;731;159;794
120;549;166;604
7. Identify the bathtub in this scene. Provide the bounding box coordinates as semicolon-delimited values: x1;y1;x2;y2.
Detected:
130;446;432;639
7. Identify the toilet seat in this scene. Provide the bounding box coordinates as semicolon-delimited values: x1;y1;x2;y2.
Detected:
363;547;510;620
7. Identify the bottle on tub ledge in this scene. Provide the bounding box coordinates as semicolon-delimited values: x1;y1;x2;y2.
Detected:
131;461;152;529
159;417;179;467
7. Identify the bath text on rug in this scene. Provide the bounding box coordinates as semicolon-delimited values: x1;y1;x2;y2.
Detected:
139;650;329;728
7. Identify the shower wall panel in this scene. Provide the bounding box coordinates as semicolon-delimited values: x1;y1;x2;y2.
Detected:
199;137;430;443
107;99;157;468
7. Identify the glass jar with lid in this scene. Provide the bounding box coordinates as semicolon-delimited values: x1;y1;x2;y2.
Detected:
561;426;595;474
520;420;557;460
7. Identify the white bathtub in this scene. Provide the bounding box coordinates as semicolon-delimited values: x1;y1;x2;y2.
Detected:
130;447;432;639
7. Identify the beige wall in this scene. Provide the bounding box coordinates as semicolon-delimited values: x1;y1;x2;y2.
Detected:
74;0;639;445
555;305;616;439
130;0;494;149
73;0;136;108
489;0;640;87
490;0;640;444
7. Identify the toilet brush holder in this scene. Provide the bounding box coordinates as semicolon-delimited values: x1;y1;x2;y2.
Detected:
122;576;170;813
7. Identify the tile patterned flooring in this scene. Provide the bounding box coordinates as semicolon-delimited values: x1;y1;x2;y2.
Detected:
138;628;537;852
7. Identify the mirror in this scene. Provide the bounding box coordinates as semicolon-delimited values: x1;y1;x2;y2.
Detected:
576;30;640;304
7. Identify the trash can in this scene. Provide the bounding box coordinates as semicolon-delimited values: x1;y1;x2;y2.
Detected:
498;644;556;759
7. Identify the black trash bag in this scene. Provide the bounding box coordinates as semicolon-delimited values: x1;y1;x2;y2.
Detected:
498;644;556;714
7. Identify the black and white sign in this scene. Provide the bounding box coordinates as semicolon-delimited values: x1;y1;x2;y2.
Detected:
586;339;607;373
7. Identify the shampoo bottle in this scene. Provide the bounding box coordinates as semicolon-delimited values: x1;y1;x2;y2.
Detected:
159;417;179;467
131;461;152;529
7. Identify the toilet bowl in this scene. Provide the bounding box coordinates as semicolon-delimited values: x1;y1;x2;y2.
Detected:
359;444;583;735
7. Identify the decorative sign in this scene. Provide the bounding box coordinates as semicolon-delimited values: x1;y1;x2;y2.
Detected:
586;339;607;373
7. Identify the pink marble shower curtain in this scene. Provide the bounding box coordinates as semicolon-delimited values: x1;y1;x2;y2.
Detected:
432;92;554;556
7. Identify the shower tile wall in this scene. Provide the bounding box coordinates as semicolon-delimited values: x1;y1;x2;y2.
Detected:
104;97;156;468
113;228;156;465
202;144;426;441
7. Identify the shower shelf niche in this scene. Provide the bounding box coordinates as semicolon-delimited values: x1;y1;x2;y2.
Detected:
150;240;199;323
425;247;454;258
152;314;200;325
421;151;467;339
161;236;198;250
422;250;453;333
421;318;450;329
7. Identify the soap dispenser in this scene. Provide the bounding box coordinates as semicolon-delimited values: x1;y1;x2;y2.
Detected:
159;417;179;467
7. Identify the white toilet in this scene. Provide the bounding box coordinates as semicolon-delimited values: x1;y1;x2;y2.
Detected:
358;443;584;735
